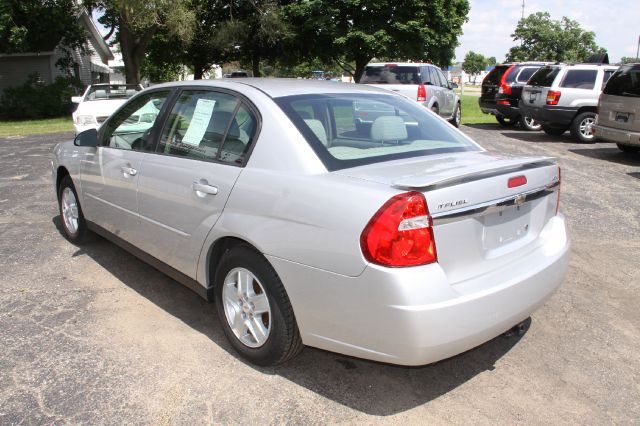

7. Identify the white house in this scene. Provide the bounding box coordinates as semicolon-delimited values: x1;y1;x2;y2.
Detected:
0;8;113;91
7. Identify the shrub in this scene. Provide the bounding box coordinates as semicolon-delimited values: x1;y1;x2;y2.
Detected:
0;74;83;119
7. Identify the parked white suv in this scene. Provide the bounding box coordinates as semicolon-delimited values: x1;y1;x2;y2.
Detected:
359;62;461;127
520;64;618;142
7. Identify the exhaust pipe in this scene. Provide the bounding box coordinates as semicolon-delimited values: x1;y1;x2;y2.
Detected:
503;318;529;338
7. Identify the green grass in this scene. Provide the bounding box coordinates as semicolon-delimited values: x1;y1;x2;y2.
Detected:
0;117;73;137
459;94;496;125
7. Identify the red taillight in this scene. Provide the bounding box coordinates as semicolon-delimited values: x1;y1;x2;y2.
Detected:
360;192;437;267
546;90;561;105
499;65;515;95
508;175;527;188
556;166;561;215
497;100;510;105
417;84;427;102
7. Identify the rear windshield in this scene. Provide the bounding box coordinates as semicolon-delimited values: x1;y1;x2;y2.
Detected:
528;67;561;87
483;66;508;85
603;65;640;97
515;67;539;83
560;70;598;90
275;93;479;171
85;84;141;101
360;66;421;85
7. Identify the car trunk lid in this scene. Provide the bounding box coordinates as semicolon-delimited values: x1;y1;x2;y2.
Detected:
338;152;561;284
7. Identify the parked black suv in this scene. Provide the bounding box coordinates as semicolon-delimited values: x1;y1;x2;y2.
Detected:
479;62;550;130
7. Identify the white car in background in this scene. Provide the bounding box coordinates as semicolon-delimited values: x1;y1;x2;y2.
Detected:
71;83;143;134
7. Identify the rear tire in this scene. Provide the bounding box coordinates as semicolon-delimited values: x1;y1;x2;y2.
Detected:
58;176;90;244
449;102;461;127
542;124;567;136
570;112;597;143
520;115;542;131
430;104;440;115
214;244;303;366
617;143;640;153
496;115;517;126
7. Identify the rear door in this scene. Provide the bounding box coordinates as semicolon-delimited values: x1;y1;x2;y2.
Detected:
136;89;258;277
360;65;421;102
434;67;455;116
599;65;640;132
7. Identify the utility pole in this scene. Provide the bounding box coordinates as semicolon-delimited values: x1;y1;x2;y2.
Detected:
636;35;639;61
521;0;525;20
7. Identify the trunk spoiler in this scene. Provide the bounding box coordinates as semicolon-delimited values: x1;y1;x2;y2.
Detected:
392;156;556;190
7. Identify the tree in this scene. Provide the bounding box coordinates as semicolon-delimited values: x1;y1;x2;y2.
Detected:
89;0;195;84
462;51;487;83
215;0;291;77
505;12;605;63
0;0;87;72
487;56;497;66
285;0;469;82
620;57;638;64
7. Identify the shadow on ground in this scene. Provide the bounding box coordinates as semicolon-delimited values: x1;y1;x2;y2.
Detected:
53;216;527;416
569;147;640;166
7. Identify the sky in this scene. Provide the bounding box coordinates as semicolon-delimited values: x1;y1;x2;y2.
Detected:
454;0;640;63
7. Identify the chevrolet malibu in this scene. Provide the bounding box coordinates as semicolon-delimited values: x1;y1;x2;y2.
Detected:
52;79;570;366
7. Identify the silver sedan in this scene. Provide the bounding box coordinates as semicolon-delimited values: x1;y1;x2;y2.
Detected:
52;79;570;366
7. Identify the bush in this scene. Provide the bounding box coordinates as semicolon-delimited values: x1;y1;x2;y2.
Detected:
0;74;83;119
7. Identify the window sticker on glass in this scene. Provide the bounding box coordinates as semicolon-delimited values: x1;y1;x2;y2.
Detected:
182;99;217;145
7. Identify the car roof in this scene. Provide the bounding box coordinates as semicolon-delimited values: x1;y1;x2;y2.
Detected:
562;63;619;70
149;78;393;98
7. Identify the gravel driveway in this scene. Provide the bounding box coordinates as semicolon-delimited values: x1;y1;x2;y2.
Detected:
1;125;638;424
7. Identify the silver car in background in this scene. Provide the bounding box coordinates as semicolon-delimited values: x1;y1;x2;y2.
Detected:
595;63;640;153
52;79;569;366
359;62;461;127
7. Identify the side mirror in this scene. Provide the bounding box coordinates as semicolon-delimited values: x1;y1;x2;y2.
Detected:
449;82;459;89
71;96;83;103
74;128;98;147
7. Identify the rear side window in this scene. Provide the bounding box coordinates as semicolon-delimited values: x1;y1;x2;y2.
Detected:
427;67;439;85
483;66;508;85
560;70;597;89
515;67;538;83
603;66;640;96
276;93;479;171
528;67;560;87
360;66;421;85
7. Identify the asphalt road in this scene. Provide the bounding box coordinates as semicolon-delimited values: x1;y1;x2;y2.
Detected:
1;124;638;424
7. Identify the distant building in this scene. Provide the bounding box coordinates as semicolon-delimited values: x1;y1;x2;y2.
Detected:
0;8;114;91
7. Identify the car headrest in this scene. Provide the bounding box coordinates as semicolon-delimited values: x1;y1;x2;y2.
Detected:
371;116;408;141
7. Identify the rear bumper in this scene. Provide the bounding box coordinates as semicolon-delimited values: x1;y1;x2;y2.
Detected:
594;124;640;146
518;102;577;126
268;215;570;366
479;98;521;119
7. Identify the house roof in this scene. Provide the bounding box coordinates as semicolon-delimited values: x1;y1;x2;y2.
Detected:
78;10;114;64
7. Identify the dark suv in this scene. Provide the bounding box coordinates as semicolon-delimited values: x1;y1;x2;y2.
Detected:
479;62;550;130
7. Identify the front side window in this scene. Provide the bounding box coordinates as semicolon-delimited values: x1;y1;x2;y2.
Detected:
277;93;479;171
157;90;256;165
560;70;598;89
101;90;171;151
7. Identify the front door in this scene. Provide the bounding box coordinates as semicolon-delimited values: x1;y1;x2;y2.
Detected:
136;89;259;277
79;90;172;239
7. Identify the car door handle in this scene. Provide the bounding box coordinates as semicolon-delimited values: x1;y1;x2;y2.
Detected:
193;181;218;195
121;166;137;176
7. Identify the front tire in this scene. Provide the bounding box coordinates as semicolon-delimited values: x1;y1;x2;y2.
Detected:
58;176;89;244
449;102;461;127
520;115;542;131
570;112;597;143
214;244;303;366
